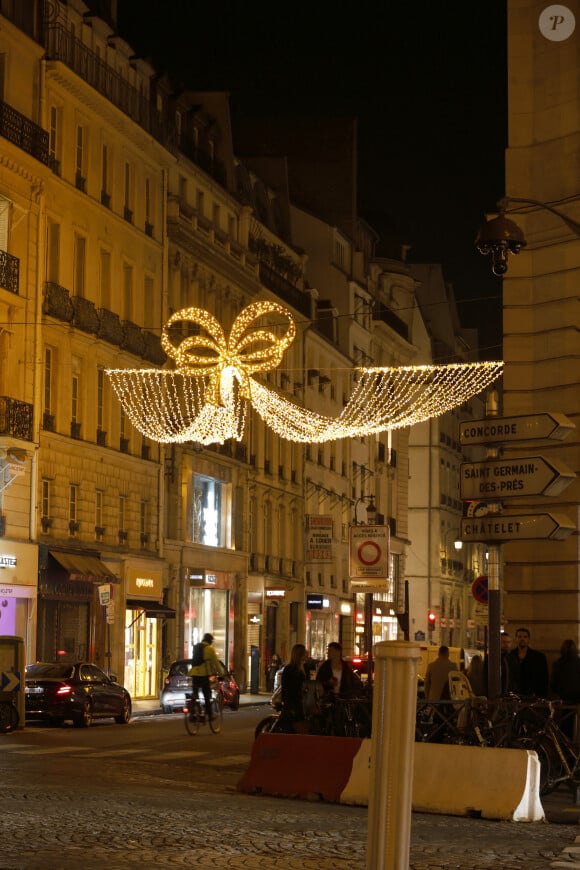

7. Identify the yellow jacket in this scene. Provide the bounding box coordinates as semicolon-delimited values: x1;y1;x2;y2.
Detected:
188;642;225;678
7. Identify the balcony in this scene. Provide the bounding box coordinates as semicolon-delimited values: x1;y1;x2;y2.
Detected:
373;302;409;341
121;321;145;357
97;308;123;346
0;250;19;295
45;25;167;144
72;296;99;334
0;397;33;441
70;421;81;439
0;101;49;166
142;331;166;365
43;282;74;321
258;262;311;317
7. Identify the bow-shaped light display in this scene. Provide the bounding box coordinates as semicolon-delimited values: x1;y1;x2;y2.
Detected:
106;302;503;445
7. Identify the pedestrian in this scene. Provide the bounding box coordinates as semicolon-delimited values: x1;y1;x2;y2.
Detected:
280;643;309;732
316;642;363;700
424;646;458;701
507;627;549;698
266;652;282;692
501;631;512;694
550;639;580;740
188;633;225;719
466;654;486;696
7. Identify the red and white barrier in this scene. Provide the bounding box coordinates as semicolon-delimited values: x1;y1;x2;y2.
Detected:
238;734;545;822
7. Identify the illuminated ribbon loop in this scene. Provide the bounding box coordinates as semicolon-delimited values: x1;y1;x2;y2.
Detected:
161;301;296;405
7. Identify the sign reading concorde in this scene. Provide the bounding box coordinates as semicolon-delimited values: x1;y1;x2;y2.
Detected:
460;456;576;500
459;412;575;446
460;513;575;543
349;524;389;589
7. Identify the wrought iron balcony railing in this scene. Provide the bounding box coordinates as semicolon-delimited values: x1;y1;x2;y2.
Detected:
0;101;49;166
43;282;74;321
0;250;19;295
0;397;33;441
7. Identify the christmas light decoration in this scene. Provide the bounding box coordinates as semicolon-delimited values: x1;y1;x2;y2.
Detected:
106;303;503;445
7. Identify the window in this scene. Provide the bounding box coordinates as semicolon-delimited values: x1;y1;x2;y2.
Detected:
41;479;50;520
46;219;60;283
101;144;110;205
75;125;86;190
334;237;345;268
191;473;231;548
44;347;53;415
145;178;153;235
95;489;103;529
123;263;133;320
97;368;105;432
49;105;60;174
0;194;10;250
74;234;86;297
196;190;204;217
119;495;126;531
175;111;182;145
100;249;111;308
69;484;79;533
71;358;80;436
140;500;148;544
123;161;133;221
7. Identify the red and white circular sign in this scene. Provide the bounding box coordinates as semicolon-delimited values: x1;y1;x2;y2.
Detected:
357;540;382;566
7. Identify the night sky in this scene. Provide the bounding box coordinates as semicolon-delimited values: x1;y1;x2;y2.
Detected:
117;1;507;358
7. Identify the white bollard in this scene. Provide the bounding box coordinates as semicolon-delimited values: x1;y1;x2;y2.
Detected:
366;641;421;870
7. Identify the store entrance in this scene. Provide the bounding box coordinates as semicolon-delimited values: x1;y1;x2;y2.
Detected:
124;608;158;699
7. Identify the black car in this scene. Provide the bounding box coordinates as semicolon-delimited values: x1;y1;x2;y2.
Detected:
161;659;240;712
25;662;132;727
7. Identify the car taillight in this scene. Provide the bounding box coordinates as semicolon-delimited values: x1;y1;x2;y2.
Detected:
56;685;73;697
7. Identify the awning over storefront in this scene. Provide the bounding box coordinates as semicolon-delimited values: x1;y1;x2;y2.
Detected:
49;550;118;583
126;599;176;619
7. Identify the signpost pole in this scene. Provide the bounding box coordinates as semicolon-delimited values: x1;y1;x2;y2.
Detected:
485;391;502;699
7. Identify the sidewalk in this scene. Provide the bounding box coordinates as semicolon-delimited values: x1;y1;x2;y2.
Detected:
132;692;270;716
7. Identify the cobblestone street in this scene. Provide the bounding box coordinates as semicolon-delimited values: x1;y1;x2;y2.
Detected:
1;761;579;870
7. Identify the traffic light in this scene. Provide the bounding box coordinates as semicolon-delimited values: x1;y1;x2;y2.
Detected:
427;611;437;631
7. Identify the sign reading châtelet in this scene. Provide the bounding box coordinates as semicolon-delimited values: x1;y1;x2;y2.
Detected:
459;412;575;446
460;513;575;542
460;455;576;500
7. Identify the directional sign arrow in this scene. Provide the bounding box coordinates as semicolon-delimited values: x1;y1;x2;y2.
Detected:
1;671;20;692
460;513;576;542
460;455;576;500
459;412;575;446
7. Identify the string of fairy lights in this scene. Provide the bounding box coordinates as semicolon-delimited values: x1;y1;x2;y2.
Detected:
106;302;504;446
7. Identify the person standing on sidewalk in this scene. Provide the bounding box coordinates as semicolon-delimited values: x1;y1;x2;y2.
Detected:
424;646;458;701
507;627;549;698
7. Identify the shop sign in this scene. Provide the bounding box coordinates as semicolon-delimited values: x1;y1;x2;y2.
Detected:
305;515;333;562
306;594;327;610
266;588;285;598
106;602;115;624
248;614;262;625
0;554;17;568
98;584;112;605
126;567;162;598
0;584;37;599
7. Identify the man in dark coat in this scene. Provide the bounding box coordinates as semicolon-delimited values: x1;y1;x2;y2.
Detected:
507;627;549;698
316;642;363;699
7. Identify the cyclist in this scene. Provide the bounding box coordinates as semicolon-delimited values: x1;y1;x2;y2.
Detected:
188;633;225;719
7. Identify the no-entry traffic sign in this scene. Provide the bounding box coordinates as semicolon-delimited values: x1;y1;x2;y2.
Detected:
349;524;389;580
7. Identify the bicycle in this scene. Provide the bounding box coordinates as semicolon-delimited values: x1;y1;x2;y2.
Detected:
0;692;19;734
509;699;580;795
184;678;223;735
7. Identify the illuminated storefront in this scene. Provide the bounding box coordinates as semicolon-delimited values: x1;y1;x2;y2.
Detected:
184;569;232;669
0;542;38;662
124;563;174;700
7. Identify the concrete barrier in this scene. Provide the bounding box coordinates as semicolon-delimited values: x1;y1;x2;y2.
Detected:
238;735;545;821
237;733;362;801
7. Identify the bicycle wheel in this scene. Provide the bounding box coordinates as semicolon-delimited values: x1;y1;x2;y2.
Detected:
0;702;18;734
209;693;223;734
254;714;280;738
184;700;201;735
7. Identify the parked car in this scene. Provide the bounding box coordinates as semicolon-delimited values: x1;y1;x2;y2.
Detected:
160;659;240;712
25;662;131;727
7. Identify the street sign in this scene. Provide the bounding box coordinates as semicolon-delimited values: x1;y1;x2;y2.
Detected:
471;575;488;604
0;671;20;692
349;524;389;580
460;513;576;542
460;455;575;500
459;412;575;446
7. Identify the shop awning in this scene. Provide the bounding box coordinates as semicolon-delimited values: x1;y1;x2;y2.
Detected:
49;550;118;583
126;599;176;619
